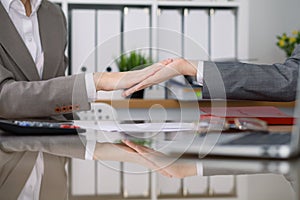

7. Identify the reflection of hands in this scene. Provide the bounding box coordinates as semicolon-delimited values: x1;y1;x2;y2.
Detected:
122;140;197;178
93;59;173;91
93;142;173;177
122;58;198;97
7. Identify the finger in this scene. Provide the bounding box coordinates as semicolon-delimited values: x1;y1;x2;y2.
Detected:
135;152;172;177
144;63;165;75
122;141;171;175
117;143;138;153
138;64;164;81
122;140;157;156
160;58;173;65
125;141;165;162
135;148;172;177
133;150;173;177
121;141;172;177
122;81;149;97
158;169;173;178
123;75;157;97
121;140;143;152
141;158;173;177
122;140;148;152
123;61;178;96
135;144;156;154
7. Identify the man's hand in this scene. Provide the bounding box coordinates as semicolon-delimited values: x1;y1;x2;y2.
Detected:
122;58;198;97
93;59;173;91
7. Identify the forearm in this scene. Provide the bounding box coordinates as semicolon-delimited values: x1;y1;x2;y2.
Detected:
0;73;90;119
0;135;86;159
93;143;144;164
202;45;300;101
170;161;197;178
202;61;298;101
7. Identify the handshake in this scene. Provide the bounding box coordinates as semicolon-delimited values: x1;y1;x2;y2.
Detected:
92;58;198;97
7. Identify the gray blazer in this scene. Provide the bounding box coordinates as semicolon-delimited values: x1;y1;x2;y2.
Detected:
0;0;90;119
0;134;86;200
203;44;300;101
0;151;68;200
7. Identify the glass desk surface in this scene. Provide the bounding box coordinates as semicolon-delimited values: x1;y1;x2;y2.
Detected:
0;128;298;200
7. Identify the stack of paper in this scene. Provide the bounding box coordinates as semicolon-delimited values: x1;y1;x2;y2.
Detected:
74;121;196;132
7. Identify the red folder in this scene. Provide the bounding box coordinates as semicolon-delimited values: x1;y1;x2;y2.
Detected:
200;106;295;125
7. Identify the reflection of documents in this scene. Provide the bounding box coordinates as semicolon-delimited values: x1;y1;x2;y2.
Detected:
74;121;195;132
200;106;294;125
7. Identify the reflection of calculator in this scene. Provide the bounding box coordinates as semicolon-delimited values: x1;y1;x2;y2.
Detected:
0;120;85;135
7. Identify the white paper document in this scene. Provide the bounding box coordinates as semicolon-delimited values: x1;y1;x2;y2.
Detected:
74;121;195;132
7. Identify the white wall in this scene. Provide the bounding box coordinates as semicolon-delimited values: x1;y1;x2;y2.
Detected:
248;0;300;64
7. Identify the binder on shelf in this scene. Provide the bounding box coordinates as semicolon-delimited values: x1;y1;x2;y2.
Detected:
123;163;150;197
210;9;236;60
210;176;235;194
97;10;121;73
96;10;123;100
184;9;209;60
97;161;121;195
124;7;150;54
157;9;182;60
157;174;181;196
183;176;208;195
71;9;96;74
71;159;96;195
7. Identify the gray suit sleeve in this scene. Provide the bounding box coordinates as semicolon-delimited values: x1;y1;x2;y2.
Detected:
0;135;86;160
203;45;300;101
0;68;90;119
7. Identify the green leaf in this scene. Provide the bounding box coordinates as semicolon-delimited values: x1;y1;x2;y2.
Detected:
115;50;153;72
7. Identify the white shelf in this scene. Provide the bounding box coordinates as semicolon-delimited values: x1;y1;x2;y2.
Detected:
157;1;240;8
66;0;153;6
50;0;64;3
51;0;240;7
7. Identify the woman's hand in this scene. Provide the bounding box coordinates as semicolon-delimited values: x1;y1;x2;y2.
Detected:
93;59;173;91
122;58;198;97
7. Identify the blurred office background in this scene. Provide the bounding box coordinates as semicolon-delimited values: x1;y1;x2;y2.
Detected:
48;0;300;199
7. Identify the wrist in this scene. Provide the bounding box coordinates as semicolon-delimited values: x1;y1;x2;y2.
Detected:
184;60;198;76
174;59;197;76
93;143;142;163
93;72;101;91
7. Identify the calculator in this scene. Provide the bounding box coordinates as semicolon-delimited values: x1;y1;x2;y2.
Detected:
0;120;86;135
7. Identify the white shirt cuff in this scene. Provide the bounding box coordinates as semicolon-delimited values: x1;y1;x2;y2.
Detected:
85;73;97;102
85;140;96;160
196;162;203;176
196;61;204;86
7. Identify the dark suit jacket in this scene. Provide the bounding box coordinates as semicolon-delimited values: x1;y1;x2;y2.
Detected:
203;44;300;101
0;0;90;119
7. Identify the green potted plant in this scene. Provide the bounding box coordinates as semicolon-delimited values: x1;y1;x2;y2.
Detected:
276;30;300;57
115;51;153;98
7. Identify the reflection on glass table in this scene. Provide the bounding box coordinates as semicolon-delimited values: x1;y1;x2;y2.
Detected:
0;131;298;200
